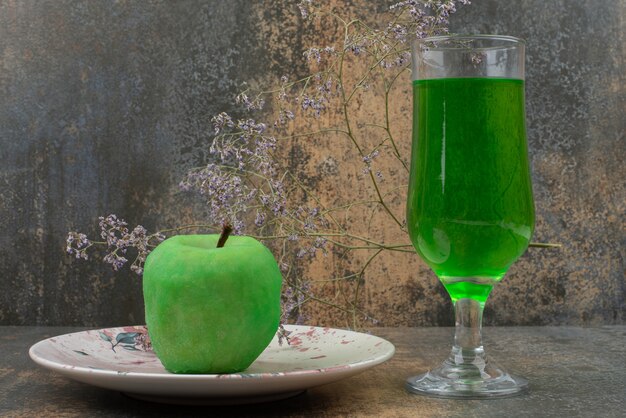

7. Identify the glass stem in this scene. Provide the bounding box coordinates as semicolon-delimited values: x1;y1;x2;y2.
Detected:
451;298;487;367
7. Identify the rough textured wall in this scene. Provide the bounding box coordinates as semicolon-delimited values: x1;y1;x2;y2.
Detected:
0;0;271;325
0;0;623;326
448;0;625;325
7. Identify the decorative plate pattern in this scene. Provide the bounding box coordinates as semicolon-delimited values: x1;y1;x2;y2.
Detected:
29;324;395;405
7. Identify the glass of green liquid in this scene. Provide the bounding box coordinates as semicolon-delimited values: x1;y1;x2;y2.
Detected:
406;35;534;398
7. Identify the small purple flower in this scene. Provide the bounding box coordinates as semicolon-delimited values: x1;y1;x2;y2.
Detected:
104;252;128;271
99;214;129;247
362;149;380;172
236;92;265;111
388;0;468;40
304;47;321;63
254;210;266;227
346;38;366;56
66;232;91;260
238;119;266;134
211;112;235;134
300;95;326;116
277;324;292;346
232;219;245;235
313;237;328;255
278;77;290;101
471;52;486;65
277;109;295;125
317;79;333;96
391;24;408;41
297;0;313;19
304;46;335;63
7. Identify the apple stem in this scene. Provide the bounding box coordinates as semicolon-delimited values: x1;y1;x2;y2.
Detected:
216;223;233;248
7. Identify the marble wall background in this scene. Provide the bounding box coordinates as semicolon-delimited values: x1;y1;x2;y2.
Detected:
0;0;623;326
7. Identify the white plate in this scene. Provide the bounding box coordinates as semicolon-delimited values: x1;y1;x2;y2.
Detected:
29;324;395;405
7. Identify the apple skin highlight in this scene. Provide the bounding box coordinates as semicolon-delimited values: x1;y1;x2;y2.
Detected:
142;234;283;374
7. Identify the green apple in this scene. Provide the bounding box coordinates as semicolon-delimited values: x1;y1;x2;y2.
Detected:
142;226;282;374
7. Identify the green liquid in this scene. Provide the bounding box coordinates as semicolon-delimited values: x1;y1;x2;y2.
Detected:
407;77;534;298
443;281;493;304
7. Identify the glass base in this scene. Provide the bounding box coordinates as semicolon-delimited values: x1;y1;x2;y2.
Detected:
406;355;528;399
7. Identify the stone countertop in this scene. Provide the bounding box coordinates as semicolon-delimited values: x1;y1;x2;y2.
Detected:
0;326;624;417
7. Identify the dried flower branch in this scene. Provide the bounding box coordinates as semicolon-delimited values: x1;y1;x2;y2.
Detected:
68;1;479;328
